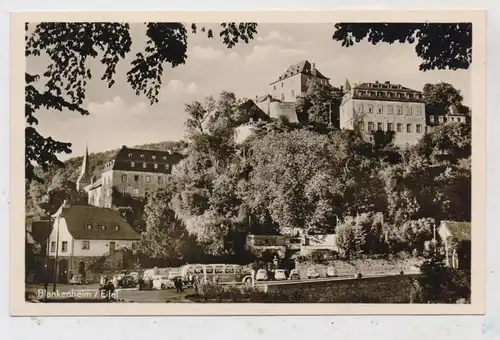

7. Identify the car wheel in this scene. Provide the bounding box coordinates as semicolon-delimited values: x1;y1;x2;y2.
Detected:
161;284;166;290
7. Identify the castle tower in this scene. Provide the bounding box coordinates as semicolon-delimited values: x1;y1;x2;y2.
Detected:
76;144;92;191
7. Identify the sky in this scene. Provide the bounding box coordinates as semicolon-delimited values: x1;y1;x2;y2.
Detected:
26;23;472;160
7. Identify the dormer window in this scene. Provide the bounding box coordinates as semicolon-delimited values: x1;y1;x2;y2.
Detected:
163;156;167;160
140;154;144;159
131;162;135;167
128;153;132;158
165;164;170;170
100;225;106;231
85;224;92;230
154;164;158;169
152;155;156;160
143;163;147;168
114;225;120;231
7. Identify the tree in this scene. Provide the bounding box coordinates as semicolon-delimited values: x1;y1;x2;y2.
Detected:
136;188;197;263
332;23;472;71
294;80;343;126
25;22;258;182
423;82;469;115
111;188;147;233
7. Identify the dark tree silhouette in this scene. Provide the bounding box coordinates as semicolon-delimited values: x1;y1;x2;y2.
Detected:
25;22;258;182
332;23;472;71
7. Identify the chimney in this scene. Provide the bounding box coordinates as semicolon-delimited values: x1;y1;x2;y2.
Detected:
121;145;126;149
385;81;390;85
312;63;316;70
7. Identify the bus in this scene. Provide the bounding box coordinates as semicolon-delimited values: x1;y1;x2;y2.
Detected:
179;263;253;285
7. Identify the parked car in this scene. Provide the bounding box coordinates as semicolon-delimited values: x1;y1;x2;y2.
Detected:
120;275;137;288
152;275;176;290
274;269;287;281
69;274;85;285
288;269;300;280
326;266;338;277
306;267;320;279
168;270;180;280
255;269;268;281
129;272;140;281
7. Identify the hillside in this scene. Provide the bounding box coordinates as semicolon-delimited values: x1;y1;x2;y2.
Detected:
26;140;188;215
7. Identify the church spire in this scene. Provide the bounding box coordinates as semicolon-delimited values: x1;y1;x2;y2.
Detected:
76;143;92;191
344;78;352;92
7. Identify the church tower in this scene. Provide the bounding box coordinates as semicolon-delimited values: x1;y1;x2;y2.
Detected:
76;144;92;191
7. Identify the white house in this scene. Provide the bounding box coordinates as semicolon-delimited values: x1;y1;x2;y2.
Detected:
48;201;140;283
437;220;471;269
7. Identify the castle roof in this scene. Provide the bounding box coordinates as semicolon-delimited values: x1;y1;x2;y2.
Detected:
103;146;184;174
270;60;329;85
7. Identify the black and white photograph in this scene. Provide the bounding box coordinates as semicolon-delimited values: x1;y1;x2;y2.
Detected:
16;11;485;312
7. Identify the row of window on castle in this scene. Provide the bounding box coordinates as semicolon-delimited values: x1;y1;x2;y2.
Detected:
358;121;424;133
121;174;164;184
130;161;170;170
357;104;422;115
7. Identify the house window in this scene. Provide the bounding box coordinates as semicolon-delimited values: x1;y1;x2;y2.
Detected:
438;116;444;123
407;124;412;133
50;241;55;252
121;174;127;183
377;106;383;114
377;122;383;131
397;123;403;132
142;163;147;169
387;105;393;114
406;106;412;115
154;164;158;169
145;175;151;183
280;93;285;101
416;124;422;133
100;225;106;231
367;105;373;114
281;82;283;88
396;106;402;115
133;188;140;196
457;117;462;122
368;122;374;131
357;121;364;131
82;241;90;250
388;123;394;131
152;155;156;160
163;156;167;160
134;175;139;182
158;176;163;184
140;154;144;159
61;241;68;252
357;105;363;113
85;224;92;230
165;164;170;171
114;225;120;231
291;90;295;98
430;116;435;123
416;108;422;116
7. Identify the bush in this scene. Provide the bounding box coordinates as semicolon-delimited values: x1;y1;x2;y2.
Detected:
413;254;471;303
308;249;339;264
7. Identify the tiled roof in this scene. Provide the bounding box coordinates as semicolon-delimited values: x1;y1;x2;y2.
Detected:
353;81;421;93
103;146;184;174
60;205;140;240
441;221;471;241
270;60;329;85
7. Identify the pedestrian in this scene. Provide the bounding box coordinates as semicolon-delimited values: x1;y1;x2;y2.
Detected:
100;274;105;287
138;276;143;291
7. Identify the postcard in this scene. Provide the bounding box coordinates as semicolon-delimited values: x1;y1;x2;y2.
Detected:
11;9;485;316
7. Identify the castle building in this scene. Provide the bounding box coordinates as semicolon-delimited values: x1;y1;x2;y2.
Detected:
83;145;184;208
76;145;92;191
339;79;426;147
256;60;329;122
427;103;470;132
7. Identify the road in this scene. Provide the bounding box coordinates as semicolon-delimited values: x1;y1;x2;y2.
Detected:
26;272;417;303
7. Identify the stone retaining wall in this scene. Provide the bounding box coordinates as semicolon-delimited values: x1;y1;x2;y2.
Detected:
264;274;420;303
